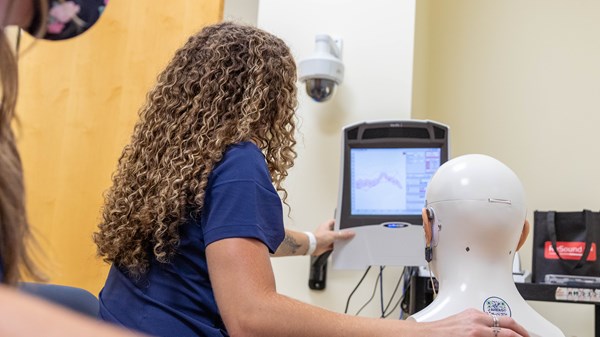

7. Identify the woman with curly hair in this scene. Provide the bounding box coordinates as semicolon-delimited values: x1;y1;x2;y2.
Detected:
93;22;530;337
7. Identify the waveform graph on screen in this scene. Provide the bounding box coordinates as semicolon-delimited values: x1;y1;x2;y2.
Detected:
350;148;407;215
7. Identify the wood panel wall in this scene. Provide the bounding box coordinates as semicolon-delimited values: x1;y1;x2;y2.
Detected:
15;0;223;293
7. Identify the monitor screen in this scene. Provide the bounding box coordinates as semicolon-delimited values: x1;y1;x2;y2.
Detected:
350;148;441;216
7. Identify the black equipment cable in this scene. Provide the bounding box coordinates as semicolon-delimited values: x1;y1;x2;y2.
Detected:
381;267;406;318
344;266;371;314
379;266;385;317
355;268;383;316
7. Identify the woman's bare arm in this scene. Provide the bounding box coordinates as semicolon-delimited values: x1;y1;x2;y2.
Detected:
207;237;530;337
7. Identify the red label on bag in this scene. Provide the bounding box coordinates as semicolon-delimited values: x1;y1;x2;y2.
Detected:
544;241;597;261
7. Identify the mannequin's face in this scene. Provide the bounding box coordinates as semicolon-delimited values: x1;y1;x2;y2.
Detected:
0;0;33;28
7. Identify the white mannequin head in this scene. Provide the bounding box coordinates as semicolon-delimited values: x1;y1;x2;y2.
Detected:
422;154;529;279
413;154;564;337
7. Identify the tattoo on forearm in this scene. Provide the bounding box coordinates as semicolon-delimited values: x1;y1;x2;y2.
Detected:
282;233;303;254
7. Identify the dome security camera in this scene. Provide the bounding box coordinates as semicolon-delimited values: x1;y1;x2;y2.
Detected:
298;34;344;103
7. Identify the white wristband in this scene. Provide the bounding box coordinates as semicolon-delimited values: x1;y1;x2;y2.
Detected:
304;231;317;256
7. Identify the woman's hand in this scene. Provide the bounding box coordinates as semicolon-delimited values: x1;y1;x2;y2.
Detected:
312;219;355;256
419;309;530;337
272;220;354;257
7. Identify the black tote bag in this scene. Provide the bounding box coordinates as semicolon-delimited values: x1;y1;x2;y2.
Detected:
532;210;600;284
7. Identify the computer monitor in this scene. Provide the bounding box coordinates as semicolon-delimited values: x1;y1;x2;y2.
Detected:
332;120;449;269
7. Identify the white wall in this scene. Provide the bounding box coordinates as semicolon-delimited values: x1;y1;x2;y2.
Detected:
257;0;417;318
223;0;258;25
412;1;600;336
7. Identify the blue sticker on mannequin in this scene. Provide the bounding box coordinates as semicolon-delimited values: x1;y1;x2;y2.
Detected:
483;296;512;317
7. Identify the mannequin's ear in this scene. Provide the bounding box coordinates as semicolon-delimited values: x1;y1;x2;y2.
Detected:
422;208;432;245
516;219;530;251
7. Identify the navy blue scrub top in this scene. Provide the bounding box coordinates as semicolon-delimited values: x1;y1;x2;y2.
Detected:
99;142;285;337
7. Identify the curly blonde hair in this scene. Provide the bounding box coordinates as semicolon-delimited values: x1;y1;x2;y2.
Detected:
94;22;298;276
